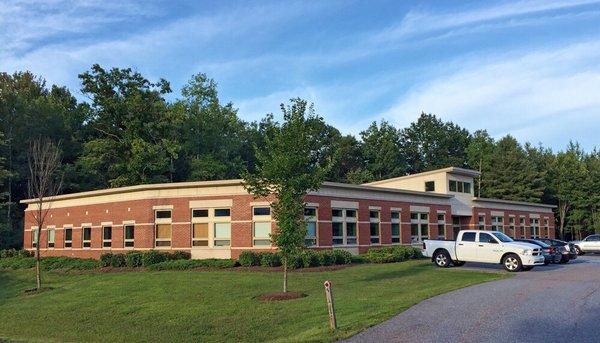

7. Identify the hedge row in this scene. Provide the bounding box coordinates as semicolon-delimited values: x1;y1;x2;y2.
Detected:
147;259;237;270
99;251;191;268
0;249;32;259
365;246;423;264
0;256;97;270
238;249;354;268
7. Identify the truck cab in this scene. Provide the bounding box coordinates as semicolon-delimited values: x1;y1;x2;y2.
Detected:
423;230;545;272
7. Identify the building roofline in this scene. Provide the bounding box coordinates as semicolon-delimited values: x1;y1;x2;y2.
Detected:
20;178;453;205
473;197;556;209
364;166;481;186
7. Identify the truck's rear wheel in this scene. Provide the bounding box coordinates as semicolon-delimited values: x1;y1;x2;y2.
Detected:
434;250;451;268
502;254;522;272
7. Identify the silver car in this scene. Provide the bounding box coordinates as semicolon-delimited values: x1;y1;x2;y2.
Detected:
571;234;600;255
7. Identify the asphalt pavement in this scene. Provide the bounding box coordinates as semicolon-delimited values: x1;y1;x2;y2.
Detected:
346;255;600;343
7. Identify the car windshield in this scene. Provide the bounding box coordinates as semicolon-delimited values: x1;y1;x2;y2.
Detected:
492;232;513;242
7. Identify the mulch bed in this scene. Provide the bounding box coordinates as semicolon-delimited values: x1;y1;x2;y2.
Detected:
256;291;307;301
48;264;356;274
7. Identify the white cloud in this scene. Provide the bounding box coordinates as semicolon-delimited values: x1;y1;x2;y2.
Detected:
382;40;600;150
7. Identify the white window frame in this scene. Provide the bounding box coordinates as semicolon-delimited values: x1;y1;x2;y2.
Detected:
123;222;135;248
391;211;401;244
332;209;357;246
491;216;504;233
47;227;55;248
437;213;446;239
102;225;112;248
508;217;515;237
31;226;39;248
252;206;271;247
82;226;92;248
410;212;429;243
369;210;381;244
478;215;486;230
155;210;172;248
64;227;73;248
530;218;540;238
191;208;210;247
304;207;318;246
519;216;526;238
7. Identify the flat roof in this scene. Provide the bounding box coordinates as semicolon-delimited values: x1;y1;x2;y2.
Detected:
365;166;481;186
21;179;453;204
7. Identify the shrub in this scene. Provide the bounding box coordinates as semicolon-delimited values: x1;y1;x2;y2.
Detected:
365;246;423;264
169;251;191;260
286;253;304;269
318;250;335;266
41;257;98;270
99;253;126;267
238;251;260;267
125;252;143;268
259;252;282;267
0;249;31;259
300;250;320;268
332;250;353;265
141;250;170;267
147;259;236;271
99;253;114;267
0;257;35;269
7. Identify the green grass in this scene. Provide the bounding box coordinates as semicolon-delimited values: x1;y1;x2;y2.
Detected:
0;260;507;342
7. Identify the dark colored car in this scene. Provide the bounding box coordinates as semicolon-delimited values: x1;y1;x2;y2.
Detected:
515;239;561;265
537;238;577;263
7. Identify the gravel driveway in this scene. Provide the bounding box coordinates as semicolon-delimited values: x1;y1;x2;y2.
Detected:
346;255;600;343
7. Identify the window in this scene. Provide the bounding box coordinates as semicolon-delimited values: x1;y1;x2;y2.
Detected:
410;212;429;243
304;207;317;246
192;223;209;246
253;207;270;216
83;227;91;248
449;180;471;193
214;208;231;217
31;228;38;248
192;209;208;218
478;215;485;230
47;228;55;248
391;211;401;243
331;208;357;245
64;228;72;248
251;206;271;246
449;180;457;192
155;210;172;247
370;210;380;244
479;232;496;243
530;218;540;238
508;217;515;237
425;181;435;192
491;216;503;232
102;226;112;248
437;213;446;239
543;218;550;238
587;235;600;241
214;222;231;246
124;225;134;247
462;232;476;242
155;210;172;219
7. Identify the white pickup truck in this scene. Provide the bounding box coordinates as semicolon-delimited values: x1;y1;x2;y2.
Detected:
423;230;545;272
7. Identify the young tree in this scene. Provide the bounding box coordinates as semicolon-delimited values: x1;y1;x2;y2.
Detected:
28;137;63;290
243;98;330;293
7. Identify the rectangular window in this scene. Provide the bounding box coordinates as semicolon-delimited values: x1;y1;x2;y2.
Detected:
332;208;357;245
32;228;38;248
391;211;400;243
47;228;55;248
457;181;464;193
155;224;172;247
155;210;172;219
332;209;343;218
478;215;485;230
491;216;503;232
519;217;526;238
530;218;540;238
464;182;471;194
214;208;231;217
370;210;380;244
192;223;209;246
253;207;271;216
304;207;317;246
437;213;445;239
83;227;91;248
449;180;457;192
543;218;550;238
192;209;209;218
102;226;112;248
332;222;344;245
425;181;435;192
253;222;271;246
410;212;429;243
214;222;231;246
508;217;515;237
124;225;134;248
64;228;72;248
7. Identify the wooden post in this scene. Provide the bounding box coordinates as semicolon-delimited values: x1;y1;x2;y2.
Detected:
324;280;337;330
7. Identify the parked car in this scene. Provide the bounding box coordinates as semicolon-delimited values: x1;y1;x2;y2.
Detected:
514;239;561;265
423;230;545;272
570;234;600;255
537;238;577;263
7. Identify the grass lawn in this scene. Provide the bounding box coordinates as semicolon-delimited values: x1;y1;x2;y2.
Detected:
0;260;507;342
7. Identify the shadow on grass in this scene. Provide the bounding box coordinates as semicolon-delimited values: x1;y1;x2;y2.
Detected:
360;262;431;282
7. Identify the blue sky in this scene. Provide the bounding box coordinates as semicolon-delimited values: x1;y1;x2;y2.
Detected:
2;0;600;151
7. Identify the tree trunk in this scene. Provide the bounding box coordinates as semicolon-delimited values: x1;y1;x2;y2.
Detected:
558;201;568;240
36;204;42;290
283;257;288;293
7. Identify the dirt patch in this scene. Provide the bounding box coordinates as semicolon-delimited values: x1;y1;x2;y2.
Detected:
257;291;307;301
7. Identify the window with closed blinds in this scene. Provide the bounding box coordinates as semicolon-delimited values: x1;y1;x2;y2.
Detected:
124;225;135;247
83;227;91;248
253;222;271;246
48;228;55;248
32;228;38;247
155;224;172;247
64;228;72;248
193;223;209;246
214;223;231;246
103;226;112;248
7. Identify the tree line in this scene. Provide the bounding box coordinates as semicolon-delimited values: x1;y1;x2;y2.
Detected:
1;64;598;248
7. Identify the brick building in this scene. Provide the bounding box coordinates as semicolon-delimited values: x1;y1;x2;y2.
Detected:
21;167;555;259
